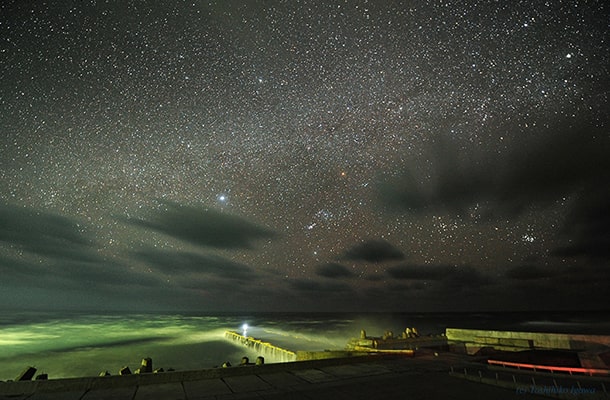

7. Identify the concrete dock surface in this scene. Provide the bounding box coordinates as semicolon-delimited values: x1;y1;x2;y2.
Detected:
1;351;600;399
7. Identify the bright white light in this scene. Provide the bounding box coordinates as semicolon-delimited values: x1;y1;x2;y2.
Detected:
242;323;248;336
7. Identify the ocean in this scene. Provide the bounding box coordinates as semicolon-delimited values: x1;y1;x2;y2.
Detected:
1;310;609;381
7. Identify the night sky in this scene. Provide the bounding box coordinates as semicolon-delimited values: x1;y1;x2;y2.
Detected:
1;1;608;312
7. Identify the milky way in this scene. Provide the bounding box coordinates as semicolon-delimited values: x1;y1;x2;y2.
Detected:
1;1;608;311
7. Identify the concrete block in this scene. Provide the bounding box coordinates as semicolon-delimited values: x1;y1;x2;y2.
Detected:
223;375;272;392
443;328;610;351
0;394;31;400
16;367;37;381
257;371;307;388
290;369;335;383
134;383;184;400
578;351;607;369
28;390;84;400
82;386;137;400
183;379;232;398
320;363;390;378
140;358;153;373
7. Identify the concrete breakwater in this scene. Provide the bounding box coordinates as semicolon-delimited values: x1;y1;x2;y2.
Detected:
445;328;610;370
445;328;610;353
225;331;408;361
224;331;297;363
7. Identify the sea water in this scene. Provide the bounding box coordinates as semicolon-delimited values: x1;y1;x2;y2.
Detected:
1;310;608;381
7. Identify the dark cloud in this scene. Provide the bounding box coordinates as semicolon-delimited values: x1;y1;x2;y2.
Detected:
505;265;557;280
61;259;162;288
0;252;161;292
0;202;272;310
497;125;609;211
503;262;610;289
289;279;351;293
0;202;93;261
386;264;491;287
551;188;610;261
386;264;452;280
283;279;363;311
315;262;355;278
379;137;492;213
342;239;404;263
557;265;610;286
494;263;610;310
358;239;606;312
0;255;46;286
380;124;610;217
127;201;277;249
132;248;258;282
0;202;165;308
364;274;384;282
0;203;148;288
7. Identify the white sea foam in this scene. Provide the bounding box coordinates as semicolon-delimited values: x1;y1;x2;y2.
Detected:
1;311;608;380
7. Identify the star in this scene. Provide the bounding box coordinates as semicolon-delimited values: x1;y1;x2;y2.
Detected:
0;0;607;313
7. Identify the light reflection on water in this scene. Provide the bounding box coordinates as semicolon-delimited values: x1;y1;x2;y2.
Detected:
1;311;608;380
0;312;368;380
0;314;258;380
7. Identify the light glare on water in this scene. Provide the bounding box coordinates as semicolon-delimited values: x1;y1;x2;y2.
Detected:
1;310;608;381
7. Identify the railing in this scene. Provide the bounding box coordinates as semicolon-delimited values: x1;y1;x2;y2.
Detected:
487;359;610;377
450;365;610;399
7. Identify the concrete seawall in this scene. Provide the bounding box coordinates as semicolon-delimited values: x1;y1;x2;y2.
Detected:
0;355;406;399
1;353;545;400
446;328;610;354
224;331;297;362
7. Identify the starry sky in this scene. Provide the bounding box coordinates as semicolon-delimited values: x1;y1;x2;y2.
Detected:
1;1;608;312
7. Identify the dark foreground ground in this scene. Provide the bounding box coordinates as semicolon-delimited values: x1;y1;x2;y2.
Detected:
1;351;606;400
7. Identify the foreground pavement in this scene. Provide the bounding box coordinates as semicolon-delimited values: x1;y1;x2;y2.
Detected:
0;352;561;399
